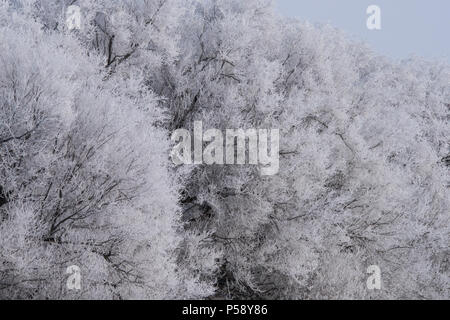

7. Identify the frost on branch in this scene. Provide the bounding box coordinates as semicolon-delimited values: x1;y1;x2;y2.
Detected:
1;0;449;299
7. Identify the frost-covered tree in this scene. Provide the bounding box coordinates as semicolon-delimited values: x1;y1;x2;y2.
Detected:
2;0;449;300
0;4;214;299
151;0;449;299
269;21;449;299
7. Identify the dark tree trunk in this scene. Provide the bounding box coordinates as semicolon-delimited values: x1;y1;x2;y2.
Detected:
0;186;8;207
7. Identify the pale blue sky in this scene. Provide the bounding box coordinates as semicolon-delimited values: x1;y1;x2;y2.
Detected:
276;0;450;63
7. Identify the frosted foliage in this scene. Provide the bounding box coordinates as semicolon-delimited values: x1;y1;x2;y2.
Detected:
1;0;449;299
0;8;213;299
